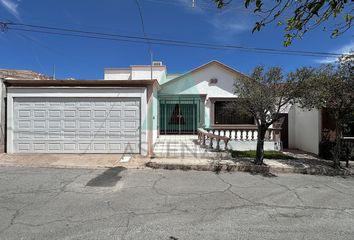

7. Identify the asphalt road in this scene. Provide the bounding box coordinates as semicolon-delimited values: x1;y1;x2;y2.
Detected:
0;166;353;240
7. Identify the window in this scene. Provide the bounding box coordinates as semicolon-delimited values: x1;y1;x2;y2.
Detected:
214;101;254;125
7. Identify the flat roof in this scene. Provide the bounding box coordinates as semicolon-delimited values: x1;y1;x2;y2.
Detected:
4;79;160;87
105;65;166;70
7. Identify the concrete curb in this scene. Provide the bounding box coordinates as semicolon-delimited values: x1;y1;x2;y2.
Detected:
145;161;353;176
0;162;147;170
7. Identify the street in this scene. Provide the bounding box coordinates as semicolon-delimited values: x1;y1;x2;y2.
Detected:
0;166;353;239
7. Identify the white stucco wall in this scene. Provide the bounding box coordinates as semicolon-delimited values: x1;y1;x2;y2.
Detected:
229;141;277;151
152;86;158;144
104;66;166;82
131;66;166;82
0;79;5;152
159;64;237;97
288;105;321;154
159;63;240;127
104;69;131;80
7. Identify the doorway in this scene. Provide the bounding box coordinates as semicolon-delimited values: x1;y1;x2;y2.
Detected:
159;97;203;135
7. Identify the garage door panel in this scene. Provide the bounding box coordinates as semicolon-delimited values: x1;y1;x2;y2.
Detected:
124;121;138;129
12;97;140;153
18;110;31;118
18;120;31;129
33;110;46;118
48;131;61;139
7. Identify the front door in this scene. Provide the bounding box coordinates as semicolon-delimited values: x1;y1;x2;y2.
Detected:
279;113;289;149
160;97;203;135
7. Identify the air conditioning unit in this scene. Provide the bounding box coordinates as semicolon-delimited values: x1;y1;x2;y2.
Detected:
152;61;163;66
209;78;218;84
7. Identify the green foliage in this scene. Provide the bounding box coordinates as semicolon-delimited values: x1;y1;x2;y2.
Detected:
229;66;300;165
295;54;354;115
233;66;298;128
231;150;295;159
319;140;354;161
213;0;353;46
293;53;354;168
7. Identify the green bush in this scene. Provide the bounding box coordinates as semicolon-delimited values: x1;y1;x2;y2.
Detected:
319;140;354;161
230;150;295;159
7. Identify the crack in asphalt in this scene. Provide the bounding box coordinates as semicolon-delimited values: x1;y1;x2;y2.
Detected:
1;168;354;238
259;177;305;205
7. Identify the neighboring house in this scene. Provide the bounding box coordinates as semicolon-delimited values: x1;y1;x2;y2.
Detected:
2;61;335;156
288;106;354;155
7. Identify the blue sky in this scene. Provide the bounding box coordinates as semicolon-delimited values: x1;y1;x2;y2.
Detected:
0;0;353;79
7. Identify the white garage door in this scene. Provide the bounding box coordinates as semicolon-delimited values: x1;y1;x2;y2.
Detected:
12;97;140;153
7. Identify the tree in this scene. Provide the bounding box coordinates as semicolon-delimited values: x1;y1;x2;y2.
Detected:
293;53;354;168
213;0;353;46
231;66;298;165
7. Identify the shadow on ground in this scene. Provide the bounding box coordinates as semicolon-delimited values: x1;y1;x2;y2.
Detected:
86;167;126;187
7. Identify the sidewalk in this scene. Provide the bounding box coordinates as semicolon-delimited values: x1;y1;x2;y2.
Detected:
0;153;149;169
0;151;352;176
147;150;354;176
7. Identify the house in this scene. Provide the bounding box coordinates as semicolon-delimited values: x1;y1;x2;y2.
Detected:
288;105;354;156
1;61;334;156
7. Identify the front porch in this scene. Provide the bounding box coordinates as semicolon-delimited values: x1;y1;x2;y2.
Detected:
155;96;283;157
153;134;228;158
153;126;282;158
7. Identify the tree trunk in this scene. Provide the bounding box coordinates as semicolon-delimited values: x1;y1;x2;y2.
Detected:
255;127;267;165
333;119;342;169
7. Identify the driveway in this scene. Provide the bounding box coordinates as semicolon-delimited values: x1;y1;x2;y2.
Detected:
0;167;354;239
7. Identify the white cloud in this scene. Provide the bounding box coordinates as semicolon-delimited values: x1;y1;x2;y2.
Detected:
0;0;20;20
316;41;354;64
173;0;252;43
208;10;252;43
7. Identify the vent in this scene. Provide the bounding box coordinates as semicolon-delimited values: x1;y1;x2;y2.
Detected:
152;61;163;66
209;78;218;84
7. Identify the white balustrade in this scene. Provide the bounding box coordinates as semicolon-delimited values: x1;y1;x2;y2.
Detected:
205;127;281;142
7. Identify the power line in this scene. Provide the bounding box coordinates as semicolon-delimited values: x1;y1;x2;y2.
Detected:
134;0;154;79
1;21;344;57
7;27;336;58
141;0;248;12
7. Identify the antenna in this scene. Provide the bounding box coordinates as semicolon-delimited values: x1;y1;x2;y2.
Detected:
150;50;153;80
53;64;56;80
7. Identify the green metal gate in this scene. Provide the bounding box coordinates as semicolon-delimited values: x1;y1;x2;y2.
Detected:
159;96;203;135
